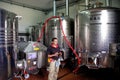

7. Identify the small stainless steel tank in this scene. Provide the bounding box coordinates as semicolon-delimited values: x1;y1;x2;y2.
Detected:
29;24;43;42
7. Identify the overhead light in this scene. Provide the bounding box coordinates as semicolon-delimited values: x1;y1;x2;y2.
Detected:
15;15;22;18
15;15;22;20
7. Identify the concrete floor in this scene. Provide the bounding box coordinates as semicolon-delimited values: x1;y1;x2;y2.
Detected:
13;65;120;80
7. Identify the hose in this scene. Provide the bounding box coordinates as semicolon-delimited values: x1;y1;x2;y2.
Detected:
37;16;81;73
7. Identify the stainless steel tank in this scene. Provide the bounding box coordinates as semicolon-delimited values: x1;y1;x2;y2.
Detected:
0;8;18;80
44;16;74;60
74;7;120;68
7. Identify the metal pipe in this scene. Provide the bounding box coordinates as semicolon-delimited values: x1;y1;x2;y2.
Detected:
85;0;89;9
53;0;56;16
66;0;69;16
105;0;111;7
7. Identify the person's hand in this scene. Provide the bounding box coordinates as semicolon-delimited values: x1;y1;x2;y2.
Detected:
54;52;59;56
59;52;62;56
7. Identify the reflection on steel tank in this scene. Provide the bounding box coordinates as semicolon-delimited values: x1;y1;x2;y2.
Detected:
0;8;18;80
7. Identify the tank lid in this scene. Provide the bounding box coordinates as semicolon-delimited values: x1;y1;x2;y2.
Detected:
95;7;119;9
88;7;120;11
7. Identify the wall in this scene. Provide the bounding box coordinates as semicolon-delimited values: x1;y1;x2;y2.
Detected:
97;0;120;7
0;2;46;33
46;4;78;19
111;0;120;8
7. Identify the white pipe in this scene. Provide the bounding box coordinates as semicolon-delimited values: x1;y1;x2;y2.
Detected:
66;0;69;16
105;0;111;7
85;0;89;9
53;0;56;16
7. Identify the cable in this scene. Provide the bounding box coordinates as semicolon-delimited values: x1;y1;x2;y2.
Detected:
37;16;81;73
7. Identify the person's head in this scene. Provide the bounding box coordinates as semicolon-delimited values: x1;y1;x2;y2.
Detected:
51;37;58;45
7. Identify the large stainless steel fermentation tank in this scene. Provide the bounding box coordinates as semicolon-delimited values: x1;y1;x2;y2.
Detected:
0;9;18;80
75;7;120;68
44;16;74;60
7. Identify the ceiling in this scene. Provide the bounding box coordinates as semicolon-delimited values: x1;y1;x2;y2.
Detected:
0;0;80;12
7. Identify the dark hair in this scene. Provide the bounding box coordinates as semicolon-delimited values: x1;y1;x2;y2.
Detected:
52;37;57;41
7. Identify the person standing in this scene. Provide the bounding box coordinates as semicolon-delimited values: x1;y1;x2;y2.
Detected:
47;38;62;80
